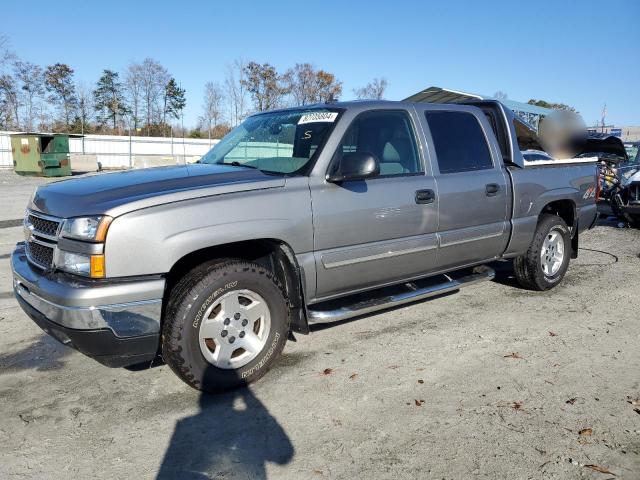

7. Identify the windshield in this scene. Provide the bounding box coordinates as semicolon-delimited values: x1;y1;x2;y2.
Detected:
199;109;340;174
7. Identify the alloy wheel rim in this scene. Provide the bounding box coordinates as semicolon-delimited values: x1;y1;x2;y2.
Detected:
198;289;271;369
541;229;565;276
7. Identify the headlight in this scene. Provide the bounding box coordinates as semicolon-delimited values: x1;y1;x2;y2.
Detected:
56;251;105;278
61;216;112;242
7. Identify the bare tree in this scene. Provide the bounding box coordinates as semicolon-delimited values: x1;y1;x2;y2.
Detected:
14;60;45;131
125;62;144;131
138;58;169;132
283;63;342;106
494;91;508;101
284;63;316;106
201;81;224;141
224;59;248;126
242;61;289;112
34;102;52;132
0;74;19;128
76;81;93;134
353;78;387;100
313;70;342;103
0;36;17;128
0;35;15;73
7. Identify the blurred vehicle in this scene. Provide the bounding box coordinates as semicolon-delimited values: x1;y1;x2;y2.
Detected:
613;146;640;227
575;134;628;217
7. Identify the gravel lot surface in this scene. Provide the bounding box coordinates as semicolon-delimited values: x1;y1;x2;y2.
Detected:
0;170;639;479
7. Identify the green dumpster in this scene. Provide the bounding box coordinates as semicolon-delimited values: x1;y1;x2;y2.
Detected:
11;133;78;177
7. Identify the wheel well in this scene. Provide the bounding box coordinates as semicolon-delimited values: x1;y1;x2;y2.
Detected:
164;239;309;334
541;199;578;258
541;200;576;230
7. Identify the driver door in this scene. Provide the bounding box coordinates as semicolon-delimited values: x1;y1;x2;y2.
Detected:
308;109;438;302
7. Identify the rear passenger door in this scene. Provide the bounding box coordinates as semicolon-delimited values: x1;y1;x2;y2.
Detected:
418;105;511;270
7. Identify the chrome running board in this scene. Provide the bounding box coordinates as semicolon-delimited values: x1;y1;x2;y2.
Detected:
307;265;495;325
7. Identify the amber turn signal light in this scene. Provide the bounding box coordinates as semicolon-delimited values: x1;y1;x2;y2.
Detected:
90;255;105;278
95;217;113;242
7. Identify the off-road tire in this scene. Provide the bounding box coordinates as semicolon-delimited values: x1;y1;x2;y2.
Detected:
513;214;571;291
162;259;290;393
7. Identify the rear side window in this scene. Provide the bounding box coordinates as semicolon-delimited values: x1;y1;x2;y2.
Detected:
514;116;543;151
425;111;494;174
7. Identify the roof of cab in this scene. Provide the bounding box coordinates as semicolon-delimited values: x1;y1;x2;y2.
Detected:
250;99;497;116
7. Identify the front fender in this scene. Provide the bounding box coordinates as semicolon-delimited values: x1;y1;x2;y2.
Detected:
104;179;313;277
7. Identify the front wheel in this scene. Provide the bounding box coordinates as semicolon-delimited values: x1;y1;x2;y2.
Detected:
162;259;290;393
513;214;572;291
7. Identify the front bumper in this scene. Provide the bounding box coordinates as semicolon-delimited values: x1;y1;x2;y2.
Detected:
11;242;164;367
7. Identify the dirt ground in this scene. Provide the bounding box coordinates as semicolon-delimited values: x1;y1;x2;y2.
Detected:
0;170;639;479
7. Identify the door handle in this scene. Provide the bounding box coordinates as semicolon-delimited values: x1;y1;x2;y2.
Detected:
415;189;435;204
485;183;500;196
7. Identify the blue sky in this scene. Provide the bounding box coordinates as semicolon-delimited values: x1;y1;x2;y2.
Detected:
3;0;638;127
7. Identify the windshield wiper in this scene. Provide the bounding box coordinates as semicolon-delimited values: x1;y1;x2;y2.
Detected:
220;160;284;176
223;161;258;170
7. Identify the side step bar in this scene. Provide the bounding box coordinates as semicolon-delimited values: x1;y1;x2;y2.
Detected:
307;265;495;325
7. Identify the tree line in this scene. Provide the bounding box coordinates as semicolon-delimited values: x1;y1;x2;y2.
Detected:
197;61;386;140
494;91;577;113
0;37;387;139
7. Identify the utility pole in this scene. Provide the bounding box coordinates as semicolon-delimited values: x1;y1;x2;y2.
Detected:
128;117;133;168
180;81;186;163
181;108;186;163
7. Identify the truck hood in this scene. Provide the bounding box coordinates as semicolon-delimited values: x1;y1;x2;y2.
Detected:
30;163;286;218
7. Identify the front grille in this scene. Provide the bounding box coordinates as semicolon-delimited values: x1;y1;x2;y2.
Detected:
24;211;61;270
27;213;61;238
26;240;54;269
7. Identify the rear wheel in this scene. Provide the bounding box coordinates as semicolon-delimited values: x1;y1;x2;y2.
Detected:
513;214;571;291
162;259;290;393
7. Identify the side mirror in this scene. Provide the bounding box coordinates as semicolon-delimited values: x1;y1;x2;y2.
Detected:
327;151;380;183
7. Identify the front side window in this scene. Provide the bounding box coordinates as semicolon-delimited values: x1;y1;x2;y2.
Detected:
332;111;422;176
200;109;340;174
425;111;494;174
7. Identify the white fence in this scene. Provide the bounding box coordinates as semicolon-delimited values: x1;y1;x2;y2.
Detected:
0;131;218;169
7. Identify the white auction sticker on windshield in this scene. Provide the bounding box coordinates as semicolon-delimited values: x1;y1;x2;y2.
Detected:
298;112;338;125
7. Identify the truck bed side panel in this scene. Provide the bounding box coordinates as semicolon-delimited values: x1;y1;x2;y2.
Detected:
504;163;597;257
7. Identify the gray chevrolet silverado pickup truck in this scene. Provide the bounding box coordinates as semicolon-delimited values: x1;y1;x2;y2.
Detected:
12;100;598;392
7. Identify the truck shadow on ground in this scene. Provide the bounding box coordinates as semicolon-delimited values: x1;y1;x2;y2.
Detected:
0;333;72;373
488;260;526;290
156;383;294;480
